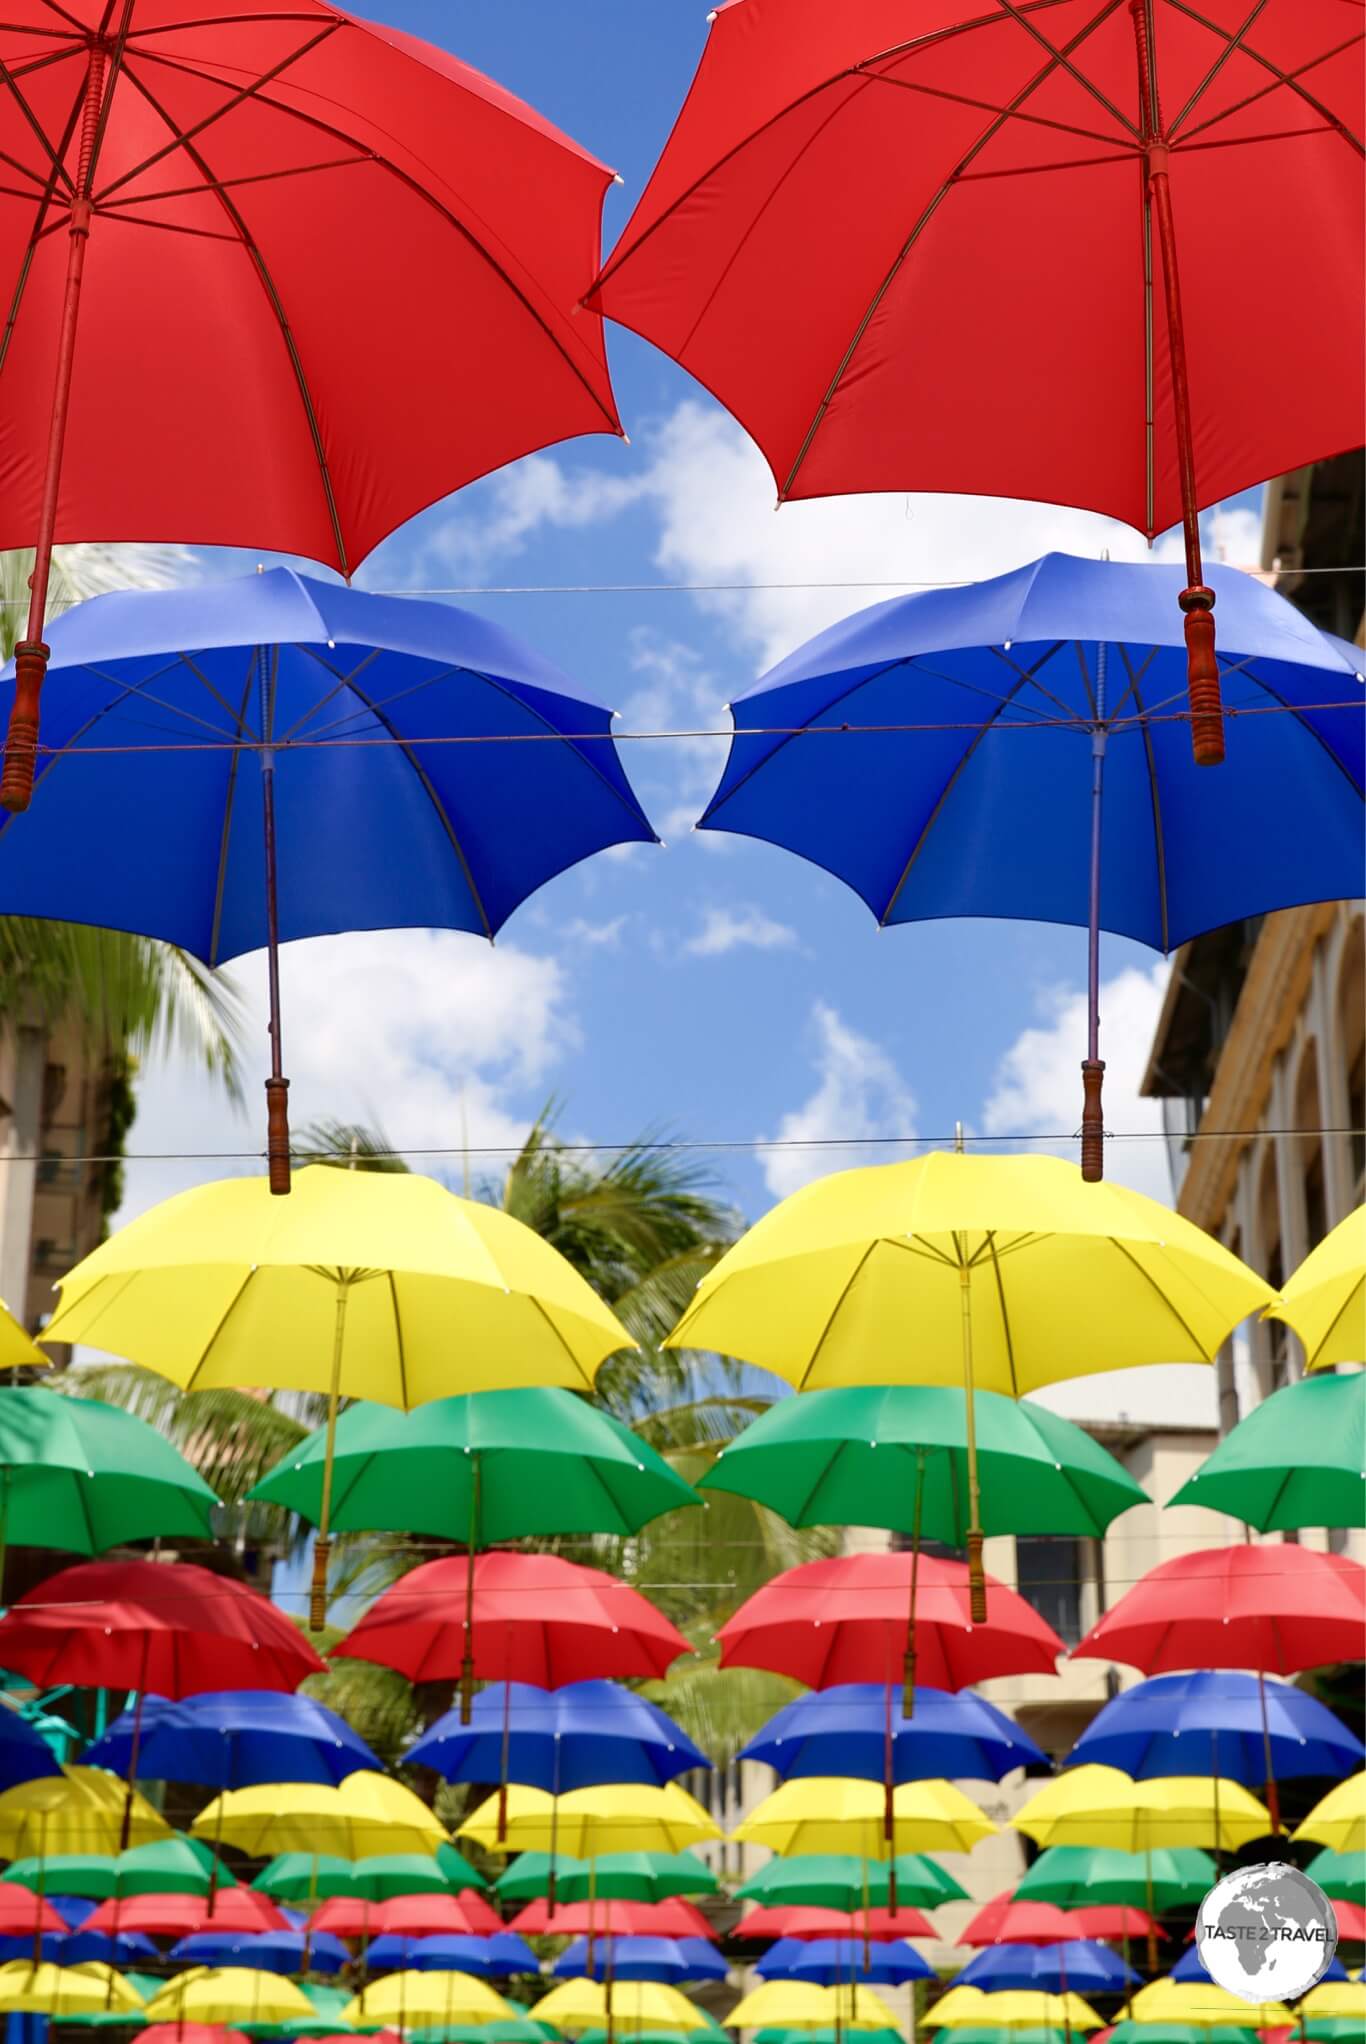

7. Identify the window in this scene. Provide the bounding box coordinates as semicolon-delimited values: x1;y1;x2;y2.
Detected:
1015;1537;1084;1646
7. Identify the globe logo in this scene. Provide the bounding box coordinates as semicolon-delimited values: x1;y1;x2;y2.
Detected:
1196;1864;1339;2001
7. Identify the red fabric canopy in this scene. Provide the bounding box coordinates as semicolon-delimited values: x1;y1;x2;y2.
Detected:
0;1560;325;1695
959;1893;1159;1946
736;1905;935;1942
1071;1545;1366;1674
86;1889;287;1937
131;2028;250;2044
0;1890;67;1934
308;1892;503;1939
508;1898;714;1939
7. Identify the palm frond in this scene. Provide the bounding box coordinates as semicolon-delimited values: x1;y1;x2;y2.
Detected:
292;1117;411;1172
74;1364;319;1513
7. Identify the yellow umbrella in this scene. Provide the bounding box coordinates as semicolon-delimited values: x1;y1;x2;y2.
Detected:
457;1783;721;1856
1264;1207;1365;1369
40;1167;634;1626
192;1772;447;1859
0;1767;170;1857
536;1983;708;2035
1011;1766;1272;1852
725;1985;897;2032
664;1151;1271;1614
731;1776;997;1856
342;1973;510;2028
1300;1984;1366;2019
1127;1980;1290;2027
930;1990;1102;2031
1292;1775;1365;1854
0;1963;144;2016
0;1302;49;1372
144;1972;314;2026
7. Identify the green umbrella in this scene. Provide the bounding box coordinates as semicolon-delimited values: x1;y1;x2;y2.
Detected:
253;1850;485;1901
62;1973;166;2027
758;2031;907;2044
925;2032;1068;2044
1167;1375;1366;1531
2;1833;232;1897
1301;2024;1366;2043
1305;1848;1365;1903
1014;1845;1216;1910
248;1388;699;1540
736;1853;967;1910
1106;2028;1258;2044
549;1852;720;1902
0;1385;218;1585
249;1983;384;2037
411;2024;559;2044
699;1384;1147;1537
496;1852;590;1903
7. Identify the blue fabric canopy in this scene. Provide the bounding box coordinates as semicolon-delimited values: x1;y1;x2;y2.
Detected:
0;1932;157;1966
408;1680;708;1790
757;1937;933;1986
0;568;656;958
86;1690;382;1788
699;556;1362;950
0;1711;61;1794
957;1942;1138;1993
742;1683;1047;1783
1067;1671;1364;1784
169;1929;350;1975
365;1933;540;1978
553;1935;727;1983
1172;1945;1347;1986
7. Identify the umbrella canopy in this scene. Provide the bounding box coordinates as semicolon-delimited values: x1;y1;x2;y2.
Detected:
1014;1847;1215;1911
957;1945;1139;1994
132;2028;250;2044
737;1904;936;1942
0;1388;217;1563
193;1774;447;1861
0;1561;324;1695
1068;1672;1363;1783
1168;1375;1366;1531
145;1975;315;2027
251;1390;693;1543
84;1892;286;1937
667;1152;1270;1605
365;1933;538;1979
86;1693;381;1789
457;1783;721;1857
0;1894;66;1936
732;1777;997;1856
342;1977;510;2029
1170;1949;1347;1987
1300;1986;1366;2019
505;1899;712;1940
927;2033;1068;2044
725;1985;897;2032
0;1962;145;2015
1071;1548;1366;1675
1304;1850;1364;1904
494;1851;718;1904
0;1770;169;1858
169;1933;350;1978
255;1853;485;1903
1294;1779;1366;1856
959;1898;1103;1949
738;1855;966;1911
0;1709;62;1796
702;1385;1148;1538
588;0;1364;767
552;1934;726;1984
742;1681;1046;1783
407;1682;708;1790
1265;1209;1365;1370
0;14;623;809
931;1992;1104;2032
2;1837;229;1900
1105;2030;1255;2044
14;1933;157;1968
758;1938;932;1986
333;1554;691;1691
306;1894;501;1940
718;1553;1063;1688
537;1981;707;2035
1012;1768;1272;1853
1128;1982;1290;2027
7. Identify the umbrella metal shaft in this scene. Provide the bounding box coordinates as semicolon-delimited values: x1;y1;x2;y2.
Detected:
309;1281;350;1630
958;1262;987;1623
1081;641;1108;1182
260;652;292;1196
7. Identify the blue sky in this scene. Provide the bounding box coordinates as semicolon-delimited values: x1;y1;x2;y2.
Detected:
120;0;1272;1426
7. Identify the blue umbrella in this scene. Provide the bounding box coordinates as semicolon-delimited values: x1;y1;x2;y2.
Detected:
169;1929;351;1975
0;1930;158;1965
696;554;1363;1179
47;1900;97;1929
0;1712;61;1794
1067;1671;1364;1787
0;569;656;1190
742;1683;1047;1784
957;1943;1138;1994
86;1690;382;1788
757;1938;932;1987
408;1681;709;1790
406;1934;541;1977
553;1935;727;1984
1171;1945;1348;1986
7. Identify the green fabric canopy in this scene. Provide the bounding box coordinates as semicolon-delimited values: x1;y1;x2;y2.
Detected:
252;1848;486;1900
1304;1847;1365;1902
1168;1374;1366;1530
0;1385;217;1555
494;1850;717;1903
2;1833;231;1897
736;1852;967;1909
1014;1845;1216;1908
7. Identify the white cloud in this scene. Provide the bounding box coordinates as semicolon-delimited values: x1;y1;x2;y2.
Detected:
684;905;797;958
761;1002;918;1201
113;930;575;1226
614;628;731;846
561;915;628;949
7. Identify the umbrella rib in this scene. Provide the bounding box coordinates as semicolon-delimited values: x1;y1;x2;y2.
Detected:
793;1244;880;1391
779;0;1131;498
984;1234;1020;1399
1219;658;1366;800
1118;649;1170;957
387;1272;409;1411
275;646;384;743
0;72;84;385
1159;1;1365;154
178;1268;258;1392
1299;1279;1363;1370
525;1295;599;1393
1163;0;1271;137
208;659;257;968
1107;1240;1213;1359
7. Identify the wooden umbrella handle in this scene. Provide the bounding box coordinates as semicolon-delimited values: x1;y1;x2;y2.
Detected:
966;1530;987;1624
1080;1059;1106;1182
1;643;48;813
310;1534;331;1631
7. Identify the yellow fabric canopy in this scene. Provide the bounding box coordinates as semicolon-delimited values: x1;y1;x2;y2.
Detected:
0;1964;144;2016
929;1990;1102;2030
725;1985;897;2032
1264;1206;1365;1370
534;1983;708;2035
1011;1766;1272;1852
192;1772;447;1859
1292;1774;1365;1854
1127;1980;1291;2026
458;1782;721;1856
731;1776;996;1856
144;1973;315;2026
0;1302;48;1372
1300;1983;1366;2018
342;1973;510;2027
0;1767;170;1858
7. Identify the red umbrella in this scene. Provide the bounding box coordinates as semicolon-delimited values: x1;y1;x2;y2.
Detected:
1067;1908;1161;1943
1070;1544;1366;1674
588;0;1364;766
716;1552;1063;1688
0;1560;325;1694
330;1553;692;1694
0;3;620;812
1333;1900;1366;1941
85;1889;288;1937
959;1893;1159;1946
508;1898;714;1939
0;1891;66;1935
736;1905;935;1942
131;2029;250;2044
308;1892;503;1940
